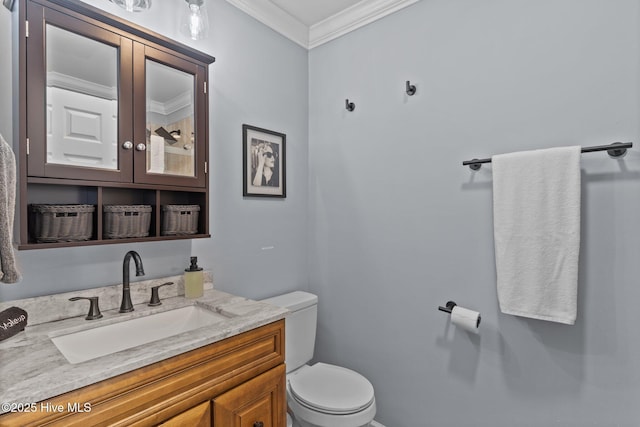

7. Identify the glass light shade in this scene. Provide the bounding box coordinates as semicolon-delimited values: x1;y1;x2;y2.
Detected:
109;0;151;13
180;0;209;40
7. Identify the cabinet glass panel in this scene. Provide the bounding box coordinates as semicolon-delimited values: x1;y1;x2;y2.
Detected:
45;24;118;170
145;59;196;177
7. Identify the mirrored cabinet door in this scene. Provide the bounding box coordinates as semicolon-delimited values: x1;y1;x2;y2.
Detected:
26;3;134;182
133;45;207;187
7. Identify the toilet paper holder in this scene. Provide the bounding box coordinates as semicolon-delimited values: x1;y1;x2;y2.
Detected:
438;301;481;327
438;300;457;314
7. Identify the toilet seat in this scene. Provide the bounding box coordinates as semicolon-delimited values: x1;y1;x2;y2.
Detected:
288;363;375;415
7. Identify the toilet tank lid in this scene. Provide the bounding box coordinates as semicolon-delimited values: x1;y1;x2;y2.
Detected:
261;291;318;312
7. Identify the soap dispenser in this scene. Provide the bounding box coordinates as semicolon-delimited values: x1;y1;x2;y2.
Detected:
184;256;204;299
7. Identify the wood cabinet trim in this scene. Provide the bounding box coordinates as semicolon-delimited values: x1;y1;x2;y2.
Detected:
26;177;208;192
158;401;211;427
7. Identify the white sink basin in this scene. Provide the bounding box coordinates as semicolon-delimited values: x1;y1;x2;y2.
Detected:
51;305;230;364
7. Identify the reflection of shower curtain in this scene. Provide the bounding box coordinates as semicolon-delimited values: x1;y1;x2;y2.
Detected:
0;134;20;284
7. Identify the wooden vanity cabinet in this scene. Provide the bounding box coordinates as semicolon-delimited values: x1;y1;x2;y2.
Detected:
0;320;286;427
213;365;285;427
162;365;286;427
17;0;215;248
158;401;211;427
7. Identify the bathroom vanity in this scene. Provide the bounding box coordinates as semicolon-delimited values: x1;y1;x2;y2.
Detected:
0;280;288;426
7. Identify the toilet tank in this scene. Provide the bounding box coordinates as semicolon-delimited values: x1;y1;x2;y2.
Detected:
261;291;318;373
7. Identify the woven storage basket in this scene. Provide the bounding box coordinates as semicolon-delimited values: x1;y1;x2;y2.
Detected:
30;204;95;243
103;205;152;239
161;205;200;235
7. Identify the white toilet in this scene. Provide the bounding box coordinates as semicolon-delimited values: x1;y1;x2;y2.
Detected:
261;291;376;427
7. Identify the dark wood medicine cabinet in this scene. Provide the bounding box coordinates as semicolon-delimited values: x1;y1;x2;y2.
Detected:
16;0;215;249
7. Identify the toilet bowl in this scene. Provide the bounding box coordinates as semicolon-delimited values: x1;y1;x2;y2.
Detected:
287;363;376;427
261;292;376;427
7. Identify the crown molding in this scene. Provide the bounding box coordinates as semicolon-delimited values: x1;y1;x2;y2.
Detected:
225;0;309;48
309;0;419;49
47;72;117;100
226;0;419;49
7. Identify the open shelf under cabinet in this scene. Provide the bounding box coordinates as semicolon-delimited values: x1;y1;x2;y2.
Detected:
21;180;209;249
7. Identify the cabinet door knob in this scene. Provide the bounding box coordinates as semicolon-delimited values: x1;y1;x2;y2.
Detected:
253;422;264;427
136;143;146;151
122;141;133;150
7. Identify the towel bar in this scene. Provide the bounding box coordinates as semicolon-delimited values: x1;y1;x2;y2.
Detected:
463;142;633;170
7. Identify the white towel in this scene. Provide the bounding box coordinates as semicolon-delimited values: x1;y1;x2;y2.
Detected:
148;135;165;173
492;146;581;324
0;134;20;284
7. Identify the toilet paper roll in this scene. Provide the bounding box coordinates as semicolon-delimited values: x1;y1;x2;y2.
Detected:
450;306;481;333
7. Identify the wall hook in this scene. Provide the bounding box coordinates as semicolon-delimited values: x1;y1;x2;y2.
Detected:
345;99;355;111
406;80;417;96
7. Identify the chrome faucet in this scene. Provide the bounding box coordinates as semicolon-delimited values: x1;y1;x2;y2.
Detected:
120;250;145;313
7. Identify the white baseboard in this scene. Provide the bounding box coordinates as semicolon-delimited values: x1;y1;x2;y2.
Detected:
371;421;386;427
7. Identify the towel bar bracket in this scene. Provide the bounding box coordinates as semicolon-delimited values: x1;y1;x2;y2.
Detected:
468;160;482;171
605;142;628;158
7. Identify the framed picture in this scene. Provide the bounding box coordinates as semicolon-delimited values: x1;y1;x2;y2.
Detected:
243;124;286;198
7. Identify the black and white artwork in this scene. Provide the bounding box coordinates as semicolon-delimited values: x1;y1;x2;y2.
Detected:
243;124;286;197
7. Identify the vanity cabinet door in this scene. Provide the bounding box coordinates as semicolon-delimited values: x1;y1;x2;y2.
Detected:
26;2;134;183
159;401;212;427
133;44;208;188
213;364;286;427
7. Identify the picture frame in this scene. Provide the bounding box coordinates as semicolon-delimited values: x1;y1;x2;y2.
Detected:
243;124;286;198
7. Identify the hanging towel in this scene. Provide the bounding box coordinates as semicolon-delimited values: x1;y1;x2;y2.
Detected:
492;146;581;324
0;134;20;284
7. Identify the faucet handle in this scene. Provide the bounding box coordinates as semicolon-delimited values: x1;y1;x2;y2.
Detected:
148;282;175;307
69;296;103;320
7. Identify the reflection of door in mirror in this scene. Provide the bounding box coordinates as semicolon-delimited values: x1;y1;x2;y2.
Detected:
46;24;118;170
146;59;195;177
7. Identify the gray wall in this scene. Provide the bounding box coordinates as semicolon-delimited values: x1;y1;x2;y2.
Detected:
3;0;640;425
0;0;309;301
192;1;309;300
308;0;640;426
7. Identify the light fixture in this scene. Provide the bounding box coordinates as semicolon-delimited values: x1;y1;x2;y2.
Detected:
180;0;209;41
109;0;151;13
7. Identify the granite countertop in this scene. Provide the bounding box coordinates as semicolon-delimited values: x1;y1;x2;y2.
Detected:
0;276;287;412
